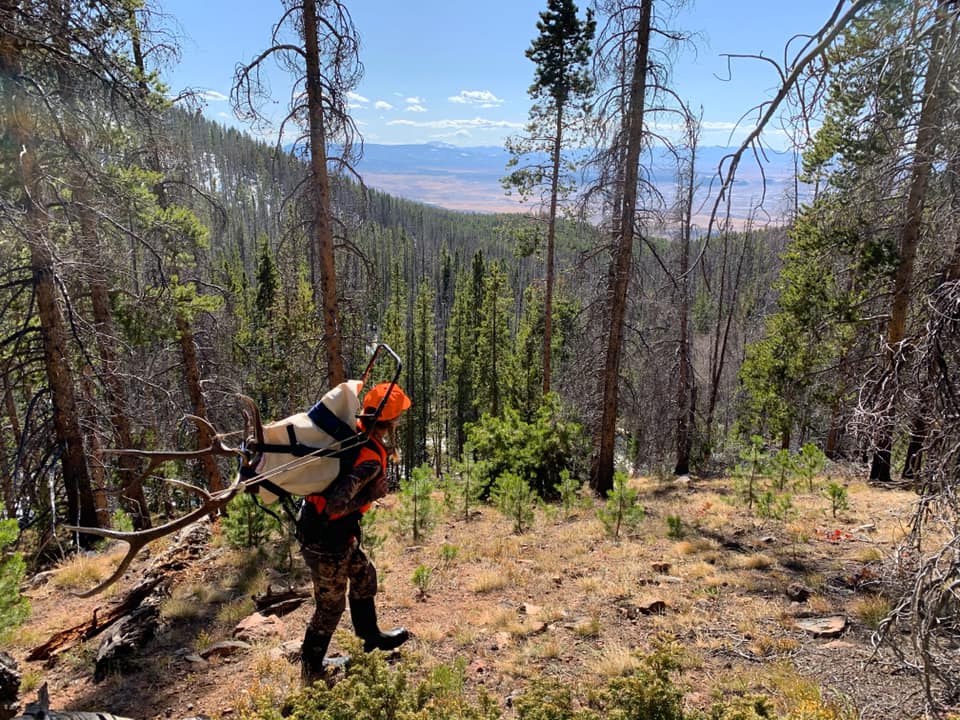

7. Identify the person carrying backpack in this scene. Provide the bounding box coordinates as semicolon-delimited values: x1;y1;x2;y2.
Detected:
296;381;412;686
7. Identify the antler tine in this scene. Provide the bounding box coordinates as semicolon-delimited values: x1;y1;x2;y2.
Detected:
237;394;265;449
66;480;245;597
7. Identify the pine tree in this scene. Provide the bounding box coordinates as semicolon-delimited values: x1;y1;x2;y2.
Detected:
505;0;595;395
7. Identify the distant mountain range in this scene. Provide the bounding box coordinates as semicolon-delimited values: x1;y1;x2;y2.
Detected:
353;142;805;223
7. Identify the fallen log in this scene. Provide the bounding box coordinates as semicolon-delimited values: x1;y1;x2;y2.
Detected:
252;584;310;616
25;577;161;662
27;520;211;663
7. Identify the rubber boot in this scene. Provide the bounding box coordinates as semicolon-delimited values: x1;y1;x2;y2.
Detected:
300;627;332;687
349;596;409;652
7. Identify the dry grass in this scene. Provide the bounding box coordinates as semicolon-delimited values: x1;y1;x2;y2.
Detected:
590;644;642;678
467;565;511;593
6;472;934;720
849;594;892;630
50;546;128;591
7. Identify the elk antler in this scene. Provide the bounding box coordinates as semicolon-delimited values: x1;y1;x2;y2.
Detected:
66;403;262;597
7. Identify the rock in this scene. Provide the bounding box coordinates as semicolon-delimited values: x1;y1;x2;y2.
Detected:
651;562;671;574
638;599;668;615
795;615;847;638
199;640;251;659
183;654;208;666
519;603;541;617
656;575;683;584
785;583;811;603
233;612;285;642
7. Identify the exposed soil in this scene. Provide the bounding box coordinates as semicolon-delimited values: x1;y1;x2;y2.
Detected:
5;472;950;720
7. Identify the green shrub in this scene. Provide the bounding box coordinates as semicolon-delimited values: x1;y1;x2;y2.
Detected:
824;482;849;518
465;393;588;499
514;679;598;720
411;564;433;599
666;514;685;539
360;508;385;559
554;469;585;515
222;492;280;548
110;508;134;532
0;519;29;636
236;639;835;720
244;644;499;720
393;463;437;544
597;472;645;540
794;442;826;493
491;471;536;534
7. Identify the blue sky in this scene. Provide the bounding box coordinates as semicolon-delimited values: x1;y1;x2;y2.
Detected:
159;0;842;150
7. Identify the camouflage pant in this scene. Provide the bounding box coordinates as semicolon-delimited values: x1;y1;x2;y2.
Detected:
301;538;378;635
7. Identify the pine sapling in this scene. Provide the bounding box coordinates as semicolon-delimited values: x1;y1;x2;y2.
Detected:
393;463;437;543
597;472;645;540
491;471;536;534
794;442;827;493
554;469;583;516
411;564;433;600
824;482;849;518
446;444;485;522
733;435;769;514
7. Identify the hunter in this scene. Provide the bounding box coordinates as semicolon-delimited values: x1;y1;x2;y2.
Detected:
296;381;412;685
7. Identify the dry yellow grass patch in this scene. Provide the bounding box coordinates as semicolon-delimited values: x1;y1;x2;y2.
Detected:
452;625;479;647
413;622;446;643
739;553;775;570
524;638;562;660
572;614;601;638
590;644;642;678
469;567;510;594
849;593;892;630
806;594;835;615
51;545;128;591
853;546;884;563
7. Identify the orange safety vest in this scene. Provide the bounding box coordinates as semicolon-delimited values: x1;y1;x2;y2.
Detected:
306;436;387;519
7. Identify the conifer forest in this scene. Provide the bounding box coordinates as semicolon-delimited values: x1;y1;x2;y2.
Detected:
2;0;960;717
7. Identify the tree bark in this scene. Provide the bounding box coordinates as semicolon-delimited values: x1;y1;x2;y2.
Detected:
591;0;653;496
1;20;100;543
302;0;346;386
90;280;151;528
176;314;224;492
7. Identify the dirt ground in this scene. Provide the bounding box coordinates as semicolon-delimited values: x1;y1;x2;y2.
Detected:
5;471;951;720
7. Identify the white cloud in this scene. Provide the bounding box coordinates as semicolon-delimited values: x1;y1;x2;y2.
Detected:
348;91;369;104
387;117;523;131
374;100;394;111
448;90;504;108
405;104;427;113
198;89;228;102
405;96;424;105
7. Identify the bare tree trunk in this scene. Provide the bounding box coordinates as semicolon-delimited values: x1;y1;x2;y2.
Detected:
90;279;151;528
1;20;100;544
591;0;653;496
543;110;564;395
702;230;748;462
1;365;22;517
79;366;111;528
176;314;223;492
870;5;947;482
674;116;698;476
302;0;345;387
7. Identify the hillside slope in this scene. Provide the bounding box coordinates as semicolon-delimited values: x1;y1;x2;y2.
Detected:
6;472;938;720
